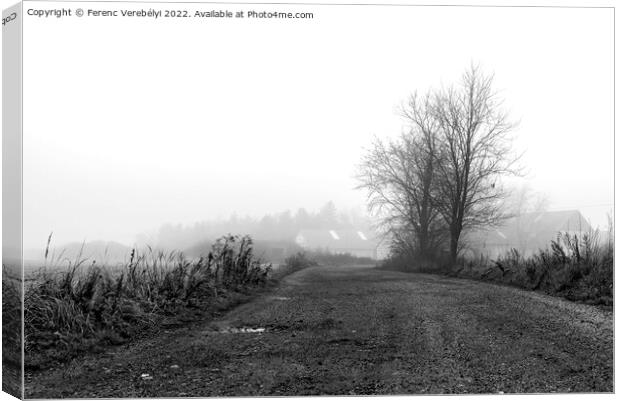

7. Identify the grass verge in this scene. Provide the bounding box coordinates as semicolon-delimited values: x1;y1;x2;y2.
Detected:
381;231;613;308
17;234;274;370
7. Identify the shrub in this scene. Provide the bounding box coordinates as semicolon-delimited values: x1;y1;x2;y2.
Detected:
283;252;317;272
380;251;448;273
308;250;375;266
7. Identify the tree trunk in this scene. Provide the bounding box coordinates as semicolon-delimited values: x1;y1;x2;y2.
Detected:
449;225;460;266
449;238;458;266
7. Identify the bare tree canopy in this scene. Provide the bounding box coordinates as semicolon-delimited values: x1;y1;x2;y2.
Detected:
356;129;444;262
357;65;521;267
433;66;520;263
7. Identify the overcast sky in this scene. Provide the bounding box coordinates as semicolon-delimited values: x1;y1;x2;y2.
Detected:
21;2;613;249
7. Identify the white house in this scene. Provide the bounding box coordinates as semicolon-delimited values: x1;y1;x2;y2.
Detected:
295;228;386;259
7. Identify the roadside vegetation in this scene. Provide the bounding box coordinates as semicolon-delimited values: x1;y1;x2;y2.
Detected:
308;251;375;266
273;250;374;279
11;234;315;370
460;231;613;306
383;230;613;307
2;266;22;398
280;252;317;274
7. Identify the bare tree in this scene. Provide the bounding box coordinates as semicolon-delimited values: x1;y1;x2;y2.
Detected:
399;92;447;259
506;184;549;217
356;92;445;261
432;65;520;264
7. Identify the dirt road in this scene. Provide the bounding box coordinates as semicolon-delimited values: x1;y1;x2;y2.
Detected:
25;265;613;397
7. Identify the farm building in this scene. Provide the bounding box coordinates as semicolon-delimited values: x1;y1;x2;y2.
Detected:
295;229;384;259
464;210;593;259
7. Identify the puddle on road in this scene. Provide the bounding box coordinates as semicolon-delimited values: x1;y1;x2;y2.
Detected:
223;327;266;334
203;326;267;334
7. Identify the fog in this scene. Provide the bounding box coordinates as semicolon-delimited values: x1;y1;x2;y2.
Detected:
21;5;613;251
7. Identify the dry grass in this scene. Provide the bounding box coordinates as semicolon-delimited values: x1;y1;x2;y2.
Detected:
20;234;271;368
457;231;613;307
381;229;613;307
2;266;22;397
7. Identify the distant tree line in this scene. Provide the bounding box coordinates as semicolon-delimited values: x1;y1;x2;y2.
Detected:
140;202;372;251
357;66;521;267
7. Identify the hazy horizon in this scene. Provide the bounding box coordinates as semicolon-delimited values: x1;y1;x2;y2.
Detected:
21;4;613;250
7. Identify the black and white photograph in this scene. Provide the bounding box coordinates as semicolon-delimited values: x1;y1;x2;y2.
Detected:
1;0;615;398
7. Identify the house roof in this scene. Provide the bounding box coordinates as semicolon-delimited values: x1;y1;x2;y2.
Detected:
295;229;378;250
513;210;591;233
467;210;592;247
